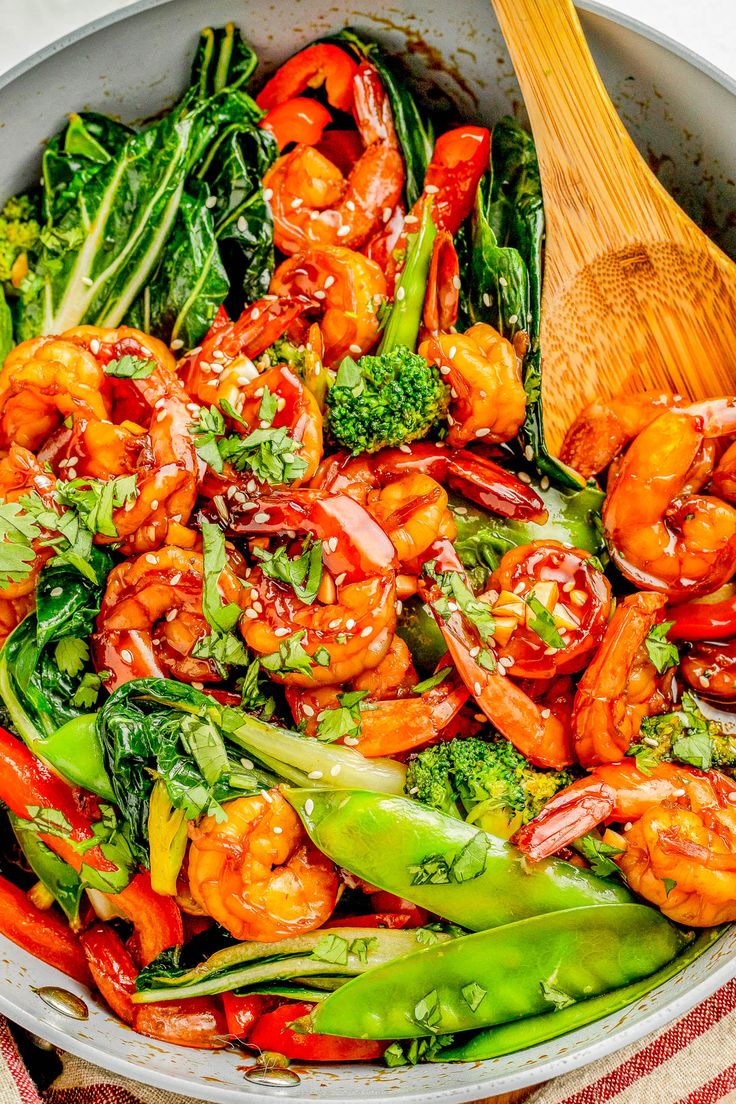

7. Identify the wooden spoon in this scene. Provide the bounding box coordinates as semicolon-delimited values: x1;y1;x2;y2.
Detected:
491;0;736;451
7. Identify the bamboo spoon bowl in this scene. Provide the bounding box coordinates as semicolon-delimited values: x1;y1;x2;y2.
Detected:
492;0;736;451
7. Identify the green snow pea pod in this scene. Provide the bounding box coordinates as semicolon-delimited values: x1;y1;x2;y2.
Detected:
437;925;724;1060
310;903;688;1039
285;789;631;931
40;713;115;802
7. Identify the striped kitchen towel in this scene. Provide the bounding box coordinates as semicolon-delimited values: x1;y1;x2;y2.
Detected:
2;986;736;1104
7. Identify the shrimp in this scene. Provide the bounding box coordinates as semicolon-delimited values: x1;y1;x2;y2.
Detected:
60;327;202;552
204;488;398;686
92;545;248;691
180;297;315;407
366;473;457;568
515;758;736;926
187;790;338;941
0;446;63;598
270;244;387;364
603;401;736;598
711;440;736;503
420;231;460;339
287;636;470;757
0;337;109;450
572;592;674;766
263;62;404;255
419;539;575;769
313;441;548;524
419;323;527;448
559;390;681;478
680;638;736;700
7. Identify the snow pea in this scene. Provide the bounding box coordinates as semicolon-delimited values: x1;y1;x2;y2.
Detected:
40;713;115;802
285;789;632;931
9;811;83;925
437;925;724;1060
309;904;688;1040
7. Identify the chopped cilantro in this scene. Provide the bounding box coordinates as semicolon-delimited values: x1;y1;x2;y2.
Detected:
540;980;574;1010
573;832;624;879
70;672;106;709
315;690;369;743
424;562;495;643
662;877;677;898
461;982;487;1012
261;630;315;677
525;594;565;649
54;637;89;678
645;621;679;674
103;355;155;379
253;538;323;605
257;386;278;426
412;667;451;694
413;989;441;1034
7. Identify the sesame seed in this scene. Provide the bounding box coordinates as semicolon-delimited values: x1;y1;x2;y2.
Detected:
404;214;418;225
624;821;633;832
50;586;63;598
396;286;406;301
145;553;157;564
360;626;373;638
328;619;341;630
439;365;451;376
540;476;550;490
337;225;351;238
508;314;518;325
305;799;314;816
81;276;94;287
273;825;283;834
274;627;290;637
330;764;341;776
170;338;184;351
327;536;338;553
157;410;167;423
308;769;323;779
475;427;491;438
540;708;551;719
524;445;534;461
302;704;315;718
499;276;508;287
344;735;360;745
150;499;159;511
191;681;204;691
121;649;134;664
263;187;273;201
382;206;392;221
469;646;480;658
205;195;217;208
518;471;533;484
349;344;362;355
424;184;439;194
166;609;178;621
314;289;326;299
253;512;270;524
244;608;258;619
290;197;303;208
448;345;457;359
66;468;77;480
237;216;248;232
482;293;491;307
324;275;335;289
345;618;356;630
335;573;347;587
345;199;355;211
473;681;482;696
89;338;101;354
170;572;181;585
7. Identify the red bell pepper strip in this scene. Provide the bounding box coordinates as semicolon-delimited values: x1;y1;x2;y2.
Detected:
81;923;227;1048
0;725;118;877
0;874;91;985
667;584;736;642
421;125;491;234
111;872;184;966
248;1001;386;1061
261;97;332;151
222;992;279;1038
325;912;419;930
256;45;359;113
316;129;364;174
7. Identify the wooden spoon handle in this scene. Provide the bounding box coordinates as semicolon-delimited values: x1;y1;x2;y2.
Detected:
491;0;668;277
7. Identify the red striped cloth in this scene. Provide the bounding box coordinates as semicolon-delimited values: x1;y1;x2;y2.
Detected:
2;988;736;1104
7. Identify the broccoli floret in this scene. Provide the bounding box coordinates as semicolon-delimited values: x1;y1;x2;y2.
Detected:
326;345;449;454
405;734;574;829
632;692;736;774
0;193;39;290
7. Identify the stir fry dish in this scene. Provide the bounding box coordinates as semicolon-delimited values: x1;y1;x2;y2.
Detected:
0;23;734;1069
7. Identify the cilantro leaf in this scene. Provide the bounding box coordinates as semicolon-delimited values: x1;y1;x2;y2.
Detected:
70;672;106;709
413;989;442;1034
237;657;276;720
450;832;489;883
662;877;677;898
192;631;249;675
315;690;369;744
0;501;40;585
645;621;679;674
253;538;323;605
461;982;487;1013
54;637;89;678
349;936;377;964
218;425;308;485
334;356;364;394
200;521;241;635
424;562;495;643
525;594;565;649
257;386;278;426
261;630;315;677
312;934;350;966
573;832;624;878
411;667;451;694
103;355;155;379
540;980;575;1010
188;406;226;474
56;474;137;538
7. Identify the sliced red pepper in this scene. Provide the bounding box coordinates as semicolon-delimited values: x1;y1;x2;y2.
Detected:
667;584;736;641
316;129;364;174
0;725;117;877
112;872;184;966
222;992;279;1038
368;891;428;920
422;125;490;234
248;1001;386;1061
0;873;91;985
261;97;332;151
324;912;419;930
256;45;359;113
81;923;227;1048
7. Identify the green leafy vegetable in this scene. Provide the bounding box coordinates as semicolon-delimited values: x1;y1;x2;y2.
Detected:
103;355;155;379
260;630;316;678
423;562;495;643
315;691;369;744
253;538;323;605
525;594;565;649
54;637;89;678
573;833;624;879
644;621;679;675
540;980;574;1010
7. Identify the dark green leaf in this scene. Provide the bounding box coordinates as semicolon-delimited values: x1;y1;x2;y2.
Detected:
645;621;679;675
411;667;451;694
450;832;489;883
260;631;315;678
315;691;368;744
663;877;677;898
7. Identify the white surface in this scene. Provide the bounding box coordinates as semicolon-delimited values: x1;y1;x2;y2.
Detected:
0;0;734;78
